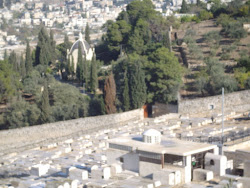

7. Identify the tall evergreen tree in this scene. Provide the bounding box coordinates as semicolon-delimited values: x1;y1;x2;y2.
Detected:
104;73;116;114
4;49;8;61
76;44;84;84
90;54;98;93
83;56;88;90
50;30;56;63
85;23;91;44
64;34;71;50
197;0;201;6
25;40;32;75
20;54;26;78
71;56;75;76
180;0;188;13
128;60;147;109
122;76;130;111
35;26;51;66
9;51;18;72
40;80;50;123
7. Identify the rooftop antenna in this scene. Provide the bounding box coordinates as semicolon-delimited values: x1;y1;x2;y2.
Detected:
221;87;224;155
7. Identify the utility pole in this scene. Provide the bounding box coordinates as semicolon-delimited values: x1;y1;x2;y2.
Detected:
221;87;224;155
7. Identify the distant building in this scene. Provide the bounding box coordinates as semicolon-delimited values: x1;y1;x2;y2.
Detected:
67;32;94;72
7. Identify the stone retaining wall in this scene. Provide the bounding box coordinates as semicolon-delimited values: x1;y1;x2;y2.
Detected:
0;109;144;156
178;90;250;116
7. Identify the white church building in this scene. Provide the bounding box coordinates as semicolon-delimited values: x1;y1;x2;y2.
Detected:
67;32;94;72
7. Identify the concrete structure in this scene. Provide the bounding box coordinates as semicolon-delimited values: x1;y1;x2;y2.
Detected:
107;129;218;184
205;153;227;176
193;169;213;181
68;32;94;72
244;160;250;177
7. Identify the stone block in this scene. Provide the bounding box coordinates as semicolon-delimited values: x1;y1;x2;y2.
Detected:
91;167;111;180
232;182;243;188
193;169;213;181
238;177;250;188
69;168;88;180
153;170;175;186
154;181;161;187
30;164;50;177
71;180;80;188
110;163;123;175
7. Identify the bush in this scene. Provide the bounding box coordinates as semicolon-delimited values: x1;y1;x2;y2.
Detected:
181;16;193;23
198;10;213;21
222;22;247;39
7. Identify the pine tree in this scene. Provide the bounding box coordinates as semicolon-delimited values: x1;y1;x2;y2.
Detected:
85;23;91;44
163;31;171;52
40;80;50;123
90;54;98;93
20;54;26;78
104;73;117;114
129;61;147;109
9;51;18;72
122;76;130;111
180;0;188;13
76;44;84;84
25;40;32;75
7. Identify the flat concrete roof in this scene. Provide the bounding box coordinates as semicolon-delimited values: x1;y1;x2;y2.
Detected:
108;135;217;156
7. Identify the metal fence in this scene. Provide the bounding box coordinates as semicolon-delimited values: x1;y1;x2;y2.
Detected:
178;128;250;146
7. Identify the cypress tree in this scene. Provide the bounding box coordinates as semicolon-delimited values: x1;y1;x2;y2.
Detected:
20;54;26;78
180;0;188;13
64;34;71;50
40;80;50;124
85;23;91;44
197;0;201;6
83;56;88;90
90;54;98;93
71;56;75;76
4;49;8;61
129;61;147;109
99;95;106;115
9;51;18;72
25;40;32;75
76;44;84;84
122;76;130;111
66;57;72;79
50;30;56;63
104;73;116;114
35;26;51;66
39;44;49;65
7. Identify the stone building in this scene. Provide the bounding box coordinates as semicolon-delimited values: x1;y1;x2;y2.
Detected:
106;129;218;186
67;32;94;72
